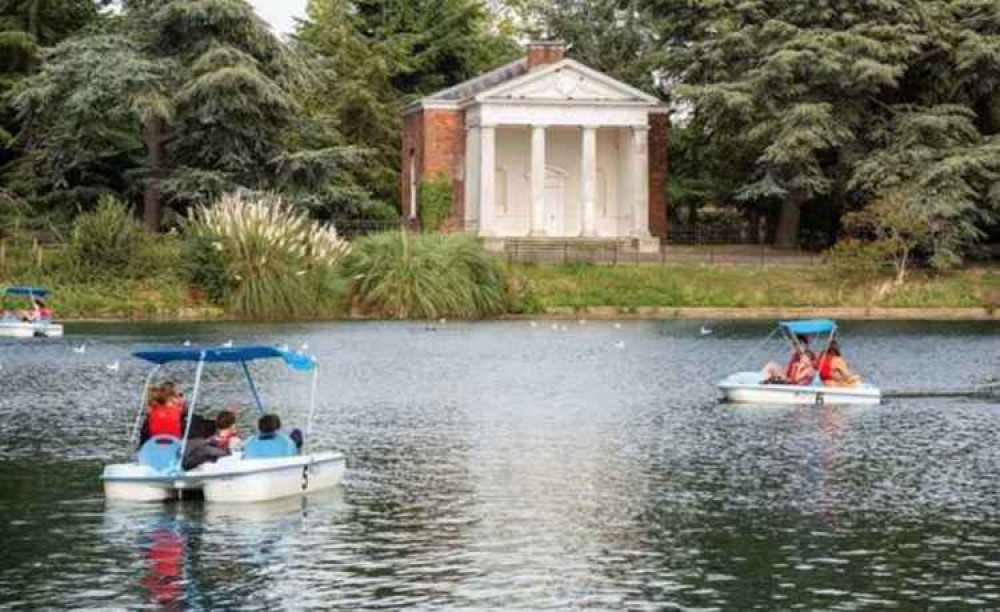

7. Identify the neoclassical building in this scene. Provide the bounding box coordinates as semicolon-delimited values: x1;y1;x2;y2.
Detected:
402;42;669;251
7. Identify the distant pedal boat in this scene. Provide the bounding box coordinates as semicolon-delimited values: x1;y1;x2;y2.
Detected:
0;286;63;338
101;344;345;503
717;319;882;406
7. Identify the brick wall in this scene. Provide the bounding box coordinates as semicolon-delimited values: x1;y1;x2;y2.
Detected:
648;113;669;238
400;108;466;228
527;43;565;69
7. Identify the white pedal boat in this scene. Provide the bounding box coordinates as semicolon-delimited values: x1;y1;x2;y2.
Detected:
103;450;346;502
1;286;62;337
718;371;881;405
0;319;63;338
102;344;345;503
718;319;882;406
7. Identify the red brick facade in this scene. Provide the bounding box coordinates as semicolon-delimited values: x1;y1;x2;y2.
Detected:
400;108;466;228
527;43;565;68
648;113;670;238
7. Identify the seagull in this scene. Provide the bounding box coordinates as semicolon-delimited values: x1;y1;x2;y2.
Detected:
529;321;538;328
300;342;309;351
700;325;714;336
106;361;120;372
551;323;559;331
578;319;586;325
613;322;622;329
615;341;626;350
72;344;86;354
182;340;192;347
221;340;234;348
439;318;447;325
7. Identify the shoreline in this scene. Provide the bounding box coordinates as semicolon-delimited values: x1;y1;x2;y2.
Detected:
57;306;998;323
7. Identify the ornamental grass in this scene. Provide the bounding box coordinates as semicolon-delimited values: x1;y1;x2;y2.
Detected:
185;192;349;319
341;231;505;319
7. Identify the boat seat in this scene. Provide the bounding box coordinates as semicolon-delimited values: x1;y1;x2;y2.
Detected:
242;432;299;459
138;435;182;472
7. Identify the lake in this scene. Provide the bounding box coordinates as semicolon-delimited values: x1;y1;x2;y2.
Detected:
1;320;998;610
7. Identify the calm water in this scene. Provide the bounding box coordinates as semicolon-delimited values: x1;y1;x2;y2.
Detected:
0;320;998;610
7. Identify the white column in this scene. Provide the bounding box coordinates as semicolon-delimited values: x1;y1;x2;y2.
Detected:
580;126;597;237
631;125;650;237
464;126;480;228
478;125;496;236
530;125;547;235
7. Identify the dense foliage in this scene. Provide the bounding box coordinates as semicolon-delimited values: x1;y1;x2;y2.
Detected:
296;0;519;206
185;191;349;319
649;0;1000;257
342;231;506;319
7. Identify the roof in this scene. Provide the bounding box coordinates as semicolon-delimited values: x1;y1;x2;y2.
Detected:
3;286;49;298
406;56;665;114
132;345;317;371
779;319;837;335
425;58;529;102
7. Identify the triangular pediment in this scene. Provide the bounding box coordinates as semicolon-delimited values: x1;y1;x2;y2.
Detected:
476;59;659;105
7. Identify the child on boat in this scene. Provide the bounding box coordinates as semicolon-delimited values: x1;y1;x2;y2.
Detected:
209;408;243;452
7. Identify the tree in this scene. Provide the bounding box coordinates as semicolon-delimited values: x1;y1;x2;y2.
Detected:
0;0;105;185
647;0;1000;255
512;0;662;95
296;0;519;207
13;0;370;230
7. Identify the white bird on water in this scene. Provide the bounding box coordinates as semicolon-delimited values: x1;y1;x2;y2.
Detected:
72;344;86;354
107;361;120;372
529;321;538;328
700;325;714;336
613;322;622;329
551;323;559;331
578;319;586;325
182;340;192;347
615;341;626;350
439;318;447;325
300;342;309;351
221;340;234;348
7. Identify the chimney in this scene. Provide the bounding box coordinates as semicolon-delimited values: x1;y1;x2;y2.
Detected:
527;41;566;69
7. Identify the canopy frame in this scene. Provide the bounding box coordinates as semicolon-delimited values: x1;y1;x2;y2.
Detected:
128;344;319;468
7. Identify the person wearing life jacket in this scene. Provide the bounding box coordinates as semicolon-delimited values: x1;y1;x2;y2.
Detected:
208;409;242;452
819;341;860;387
144;386;184;440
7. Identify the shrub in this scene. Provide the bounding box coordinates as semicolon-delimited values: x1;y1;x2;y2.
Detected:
418;173;453;231
69;195;157;280
341;231;505;319
185;192;350;319
821;237;894;283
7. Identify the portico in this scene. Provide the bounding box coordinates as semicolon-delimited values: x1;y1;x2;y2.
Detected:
402;42;669;251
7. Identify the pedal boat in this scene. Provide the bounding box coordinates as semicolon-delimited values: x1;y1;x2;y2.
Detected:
0;286;63;338
102;345;345;502
717;319;882;406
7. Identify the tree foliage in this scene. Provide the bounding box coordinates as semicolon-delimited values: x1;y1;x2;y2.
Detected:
296;0;519;207
652;0;1000;255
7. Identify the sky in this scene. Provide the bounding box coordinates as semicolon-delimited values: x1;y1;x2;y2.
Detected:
250;0;308;35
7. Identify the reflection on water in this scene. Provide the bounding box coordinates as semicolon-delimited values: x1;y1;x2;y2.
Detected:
0;320;998;609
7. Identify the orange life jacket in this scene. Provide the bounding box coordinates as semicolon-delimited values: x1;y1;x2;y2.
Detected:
148;403;184;438
818;353;834;381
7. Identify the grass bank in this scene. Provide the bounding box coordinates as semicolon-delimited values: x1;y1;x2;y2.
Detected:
509;263;1000;312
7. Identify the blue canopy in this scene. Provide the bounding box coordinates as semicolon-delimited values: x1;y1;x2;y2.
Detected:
779;319;837;336
132;345;316;371
3;286;49;298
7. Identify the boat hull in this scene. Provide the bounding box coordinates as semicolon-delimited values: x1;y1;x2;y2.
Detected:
102;451;345;503
0;322;63;338
718;372;881;406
